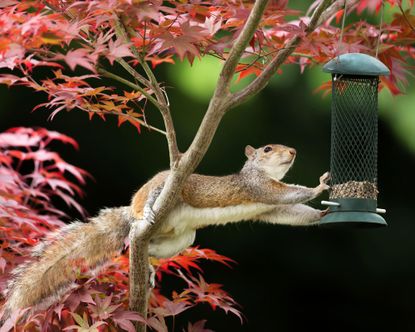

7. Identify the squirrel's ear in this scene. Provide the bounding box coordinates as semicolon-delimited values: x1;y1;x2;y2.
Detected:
245;145;256;159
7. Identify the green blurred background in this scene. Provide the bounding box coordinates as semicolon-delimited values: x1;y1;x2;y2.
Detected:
2;4;415;329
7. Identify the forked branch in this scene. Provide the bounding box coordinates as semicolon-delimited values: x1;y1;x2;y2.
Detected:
214;0;270;99
228;0;334;109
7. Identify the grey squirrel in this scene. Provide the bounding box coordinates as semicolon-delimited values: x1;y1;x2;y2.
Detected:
2;144;329;318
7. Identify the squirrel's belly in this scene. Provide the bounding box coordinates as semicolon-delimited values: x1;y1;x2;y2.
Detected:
164;202;276;233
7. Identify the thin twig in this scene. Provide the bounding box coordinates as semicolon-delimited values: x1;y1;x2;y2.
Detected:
292;52;316;58
98;67;160;107
113;20;153;89
116;58;151;88
115;18;144;63
115;19;167;108
115;17;180;166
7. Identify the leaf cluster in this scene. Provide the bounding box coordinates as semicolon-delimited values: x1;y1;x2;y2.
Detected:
1;0;414;134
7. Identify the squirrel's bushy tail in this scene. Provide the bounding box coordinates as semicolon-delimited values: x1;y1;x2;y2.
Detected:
2;207;133;319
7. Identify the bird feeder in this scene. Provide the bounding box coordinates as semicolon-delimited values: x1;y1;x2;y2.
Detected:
319;53;389;228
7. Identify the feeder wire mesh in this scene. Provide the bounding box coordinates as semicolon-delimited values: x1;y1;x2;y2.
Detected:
329;75;379;200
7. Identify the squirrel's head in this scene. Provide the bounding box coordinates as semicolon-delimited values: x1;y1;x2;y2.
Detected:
245;144;296;180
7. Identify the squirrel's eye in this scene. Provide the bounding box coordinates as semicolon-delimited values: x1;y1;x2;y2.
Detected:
264;146;272;153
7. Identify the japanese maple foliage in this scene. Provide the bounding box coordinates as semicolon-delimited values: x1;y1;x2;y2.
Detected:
0;127;87;273
0;0;414;134
0;127;240;331
1;0;415;330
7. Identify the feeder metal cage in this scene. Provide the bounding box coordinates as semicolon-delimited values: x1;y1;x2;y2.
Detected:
319;53;389;228
330;75;379;200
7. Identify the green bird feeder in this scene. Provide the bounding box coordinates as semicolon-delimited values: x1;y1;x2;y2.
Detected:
319;53;389;228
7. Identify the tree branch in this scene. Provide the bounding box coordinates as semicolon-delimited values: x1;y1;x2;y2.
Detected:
159;106;180;168
128;1;271;330
129;224;151;332
137;62;180;167
307;0;336;32
228;0;334;109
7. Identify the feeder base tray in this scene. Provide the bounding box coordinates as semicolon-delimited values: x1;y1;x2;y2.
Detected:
319;211;387;228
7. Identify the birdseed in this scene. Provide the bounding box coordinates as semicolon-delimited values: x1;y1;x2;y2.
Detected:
330;181;378;200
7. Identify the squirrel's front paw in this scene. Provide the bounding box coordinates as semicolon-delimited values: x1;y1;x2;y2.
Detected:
319;171;330;191
319;171;330;185
313;172;330;197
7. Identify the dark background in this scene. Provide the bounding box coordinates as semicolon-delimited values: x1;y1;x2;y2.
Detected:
1;57;415;331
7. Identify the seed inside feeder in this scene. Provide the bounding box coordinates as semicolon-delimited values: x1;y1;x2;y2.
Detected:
330;181;378;200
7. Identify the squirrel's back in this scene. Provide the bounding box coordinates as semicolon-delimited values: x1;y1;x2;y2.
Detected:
131;170;257;215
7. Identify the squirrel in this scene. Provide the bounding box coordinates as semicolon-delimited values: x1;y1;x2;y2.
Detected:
2;144;330;320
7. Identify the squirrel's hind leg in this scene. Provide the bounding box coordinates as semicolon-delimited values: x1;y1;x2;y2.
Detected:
149;231;196;258
256;204;324;226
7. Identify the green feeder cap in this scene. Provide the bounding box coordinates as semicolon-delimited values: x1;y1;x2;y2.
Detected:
323;53;390;76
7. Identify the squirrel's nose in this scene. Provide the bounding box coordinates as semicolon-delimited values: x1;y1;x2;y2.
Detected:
288;148;296;156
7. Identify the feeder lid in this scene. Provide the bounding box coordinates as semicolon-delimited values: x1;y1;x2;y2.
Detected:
323;53;390;76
